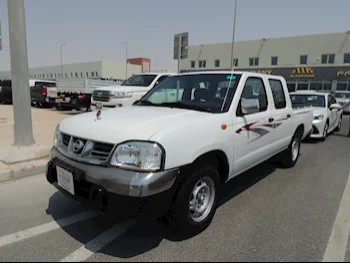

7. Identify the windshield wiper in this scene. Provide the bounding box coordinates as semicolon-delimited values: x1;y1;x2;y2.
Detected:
157;102;213;113
135;100;156;106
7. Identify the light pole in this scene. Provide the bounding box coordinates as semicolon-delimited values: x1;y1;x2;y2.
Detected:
121;42;128;79
60;43;66;77
7;0;35;146
230;0;238;70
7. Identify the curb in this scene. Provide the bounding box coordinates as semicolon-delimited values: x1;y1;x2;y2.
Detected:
0;160;47;183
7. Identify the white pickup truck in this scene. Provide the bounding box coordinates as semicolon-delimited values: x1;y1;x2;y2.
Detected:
46;71;313;238
91;73;175;108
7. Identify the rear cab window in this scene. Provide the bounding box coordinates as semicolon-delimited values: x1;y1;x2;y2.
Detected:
268;78;287;109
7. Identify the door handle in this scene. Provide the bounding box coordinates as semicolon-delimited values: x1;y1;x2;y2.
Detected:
269;118;274;123
287;114;291;118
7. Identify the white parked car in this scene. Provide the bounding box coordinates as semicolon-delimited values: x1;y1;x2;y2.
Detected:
47;71;313;238
334;91;350;114
91;73;175;108
290;91;343;140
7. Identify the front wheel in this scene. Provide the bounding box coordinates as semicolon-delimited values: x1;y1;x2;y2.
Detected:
320;122;329;141
166;165;221;239
280;129;302;168
334;115;342;132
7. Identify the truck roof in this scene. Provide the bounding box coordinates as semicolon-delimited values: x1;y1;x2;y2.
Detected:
178;71;283;78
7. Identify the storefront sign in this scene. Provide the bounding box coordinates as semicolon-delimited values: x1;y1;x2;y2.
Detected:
337;70;350;77
290;67;314;78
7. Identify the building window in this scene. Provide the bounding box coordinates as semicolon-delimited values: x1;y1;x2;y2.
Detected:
199;60;206;68
80;72;83;77
215;60;220;68
300;55;308;65
271;56;278;66
344;53;350;64
65;73;68;78
50;74;53;78
249;57;259;66
86;72;89;77
95;71;99;77
337;82;347;91
75;73;78;77
233;58;238;67
191;61;195;68
322;54;335;64
92;72;95;77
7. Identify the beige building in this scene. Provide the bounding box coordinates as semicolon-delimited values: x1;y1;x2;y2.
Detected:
181;31;350;92
0;60;142;82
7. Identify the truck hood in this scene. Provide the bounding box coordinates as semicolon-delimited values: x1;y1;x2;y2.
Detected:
59;106;213;144
95;85;150;93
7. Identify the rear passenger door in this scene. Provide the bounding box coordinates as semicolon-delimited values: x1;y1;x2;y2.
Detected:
233;77;276;176
268;78;293;152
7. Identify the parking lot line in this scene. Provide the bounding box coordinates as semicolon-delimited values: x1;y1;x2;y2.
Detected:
0;212;96;248
323;172;350;262
59;220;135;262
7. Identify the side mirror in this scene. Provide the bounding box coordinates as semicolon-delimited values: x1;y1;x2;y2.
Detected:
330;103;341;110
241;98;260;115
132;100;140;105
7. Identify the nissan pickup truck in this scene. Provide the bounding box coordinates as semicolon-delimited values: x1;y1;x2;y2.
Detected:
46;71;313;238
91;73;175;108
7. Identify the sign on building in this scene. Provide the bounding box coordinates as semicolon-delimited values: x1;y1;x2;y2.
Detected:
173;32;189;60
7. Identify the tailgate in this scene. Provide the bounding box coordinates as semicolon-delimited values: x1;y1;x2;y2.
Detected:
47;87;58;98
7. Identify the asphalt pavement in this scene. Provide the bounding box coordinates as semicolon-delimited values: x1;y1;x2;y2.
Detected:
0;117;350;262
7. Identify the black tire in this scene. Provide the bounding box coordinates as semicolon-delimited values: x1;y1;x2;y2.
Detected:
334;115;342;132
166;165;221;239
280;129;303;168
320;121;329;142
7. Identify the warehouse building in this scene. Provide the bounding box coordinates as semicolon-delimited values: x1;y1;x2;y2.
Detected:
0;57;152;82
181;31;350;92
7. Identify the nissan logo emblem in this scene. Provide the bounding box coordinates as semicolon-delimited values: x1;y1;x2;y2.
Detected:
72;140;85;153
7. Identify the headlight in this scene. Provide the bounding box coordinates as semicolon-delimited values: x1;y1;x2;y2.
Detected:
53;124;61;148
110;141;164;171
110;91;133;98
314;114;324;120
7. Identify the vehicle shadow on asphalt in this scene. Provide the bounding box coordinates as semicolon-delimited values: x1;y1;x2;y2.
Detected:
46;161;277;259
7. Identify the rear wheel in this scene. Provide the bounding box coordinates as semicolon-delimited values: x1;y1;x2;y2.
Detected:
166;165;221;239
280;129;302;168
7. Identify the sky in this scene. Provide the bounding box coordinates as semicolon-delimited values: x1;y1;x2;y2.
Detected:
0;0;349;72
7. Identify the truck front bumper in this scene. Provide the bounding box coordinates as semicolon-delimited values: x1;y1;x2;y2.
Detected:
46;147;182;217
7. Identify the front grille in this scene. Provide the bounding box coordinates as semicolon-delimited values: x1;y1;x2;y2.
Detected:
93;90;111;102
58;133;115;164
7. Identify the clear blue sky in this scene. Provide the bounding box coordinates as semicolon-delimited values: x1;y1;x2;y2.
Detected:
0;0;349;72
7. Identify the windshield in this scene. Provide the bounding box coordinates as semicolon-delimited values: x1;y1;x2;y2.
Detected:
334;92;350;99
135;74;241;113
290;94;326;107
121;74;157;87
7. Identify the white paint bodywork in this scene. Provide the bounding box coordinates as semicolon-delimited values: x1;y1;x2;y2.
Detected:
58;72;313;182
290;91;343;139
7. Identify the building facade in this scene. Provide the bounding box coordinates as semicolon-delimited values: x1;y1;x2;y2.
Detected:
180;31;350;92
0;59;149;82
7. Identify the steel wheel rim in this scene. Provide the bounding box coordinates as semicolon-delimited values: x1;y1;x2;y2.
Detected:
189;176;216;223
292;137;299;162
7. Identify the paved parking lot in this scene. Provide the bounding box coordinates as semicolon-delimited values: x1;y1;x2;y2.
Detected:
0;117;349;262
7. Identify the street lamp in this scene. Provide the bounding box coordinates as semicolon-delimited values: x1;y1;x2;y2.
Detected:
120;42;128;79
60;43;66;77
230;0;238;70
